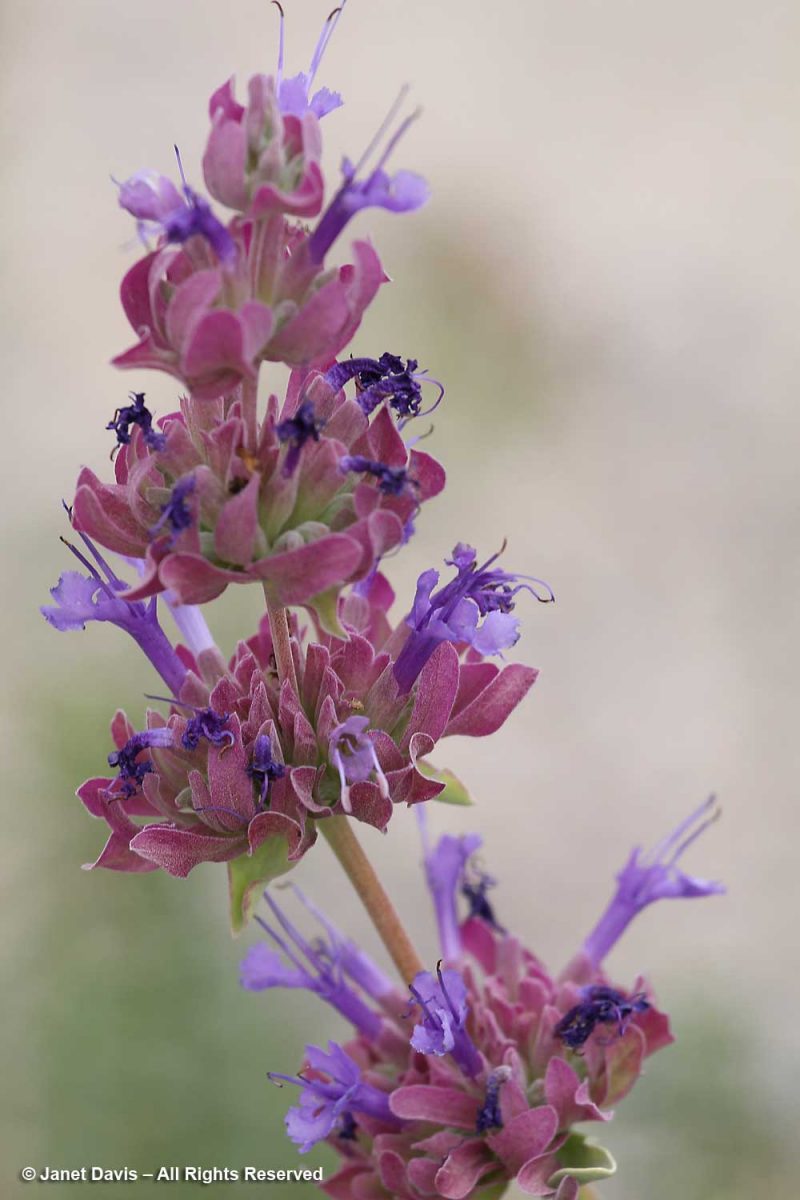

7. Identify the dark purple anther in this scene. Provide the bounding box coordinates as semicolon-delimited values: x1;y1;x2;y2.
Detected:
246;734;286;807
462;871;504;933
324;353;444;425
162;184;236;263
181;707;233;751
555;985;650;1050
149;477;196;541
106;392;167;454
108;728;173;797
340;455;416;497
276;400;325;477
476;1066;512;1134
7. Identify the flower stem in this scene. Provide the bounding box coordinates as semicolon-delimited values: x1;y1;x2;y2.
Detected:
320;815;424;985
263;594;299;694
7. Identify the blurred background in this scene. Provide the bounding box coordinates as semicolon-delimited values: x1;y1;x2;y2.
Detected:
2;0;798;1195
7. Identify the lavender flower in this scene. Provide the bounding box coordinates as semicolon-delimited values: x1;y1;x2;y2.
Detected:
41;521;187;696
273;0;346;120
409;965;482;1078
117;154;235;263
241;888;388;1039
581;796;725;966
328;716;389;814
418;811;483;961
308;91;429;264
393;542;554;694
270;1041;395;1154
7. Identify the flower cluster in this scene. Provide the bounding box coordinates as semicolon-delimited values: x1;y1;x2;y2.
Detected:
54;558;538;924
41;6;724;1196
245;802;722;1197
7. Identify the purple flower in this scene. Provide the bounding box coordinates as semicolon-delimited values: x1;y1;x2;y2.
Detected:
41;522;187;696
148;477;196;541
275;399;325;477
308;91;429;264
328;716;389;814
117;155;235;263
340;454;417;496
324;352;444;424
418;811;483;962
270;1041;395;1154
105;392;166;454
393;543;554;694
409;965;482;1078
241;888;388;1039
582;796;725;967
273;0;346;120
555;985;650;1050
246;734;286;808
107;727;174;797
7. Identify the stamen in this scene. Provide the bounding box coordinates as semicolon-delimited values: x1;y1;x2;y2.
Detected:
307;3;347;89
271;1;285;82
351;85;410;178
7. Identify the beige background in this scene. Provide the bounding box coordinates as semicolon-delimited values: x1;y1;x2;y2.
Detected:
2;1;797;1196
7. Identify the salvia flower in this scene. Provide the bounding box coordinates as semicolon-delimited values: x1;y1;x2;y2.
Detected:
274;0;347;120
409;966;482;1077
393;542;554;694
242;887;395;1039
118;161;235;264
580;795;725;967
72;371;444;621
247;811;721;1197
41;522;187;696
328;715;390;814
308;91;429;265
271;1041;397;1155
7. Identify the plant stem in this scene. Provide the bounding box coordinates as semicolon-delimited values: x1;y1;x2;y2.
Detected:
264;594;299;694
321;815;424;984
